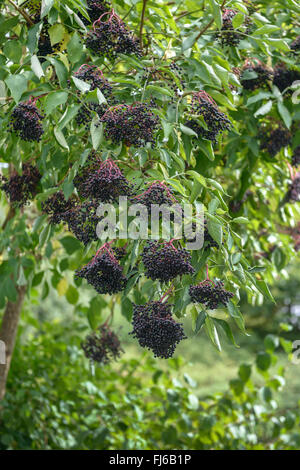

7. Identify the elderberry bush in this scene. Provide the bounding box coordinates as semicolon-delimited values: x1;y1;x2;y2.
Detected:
63;200;103;245
74;64;112;95
189;280;234;310
1;163;41;207
260;123;292;157
185;91;231;144
85;10;141;59
142;241;195;283
292;146;300;167
9;101;45;142
129;301;186;359
75;244;127;294
74;155;133;202
240;60;273;91
273;63;300;93
81;325;123;364
100;103;159;147
41;190;75;224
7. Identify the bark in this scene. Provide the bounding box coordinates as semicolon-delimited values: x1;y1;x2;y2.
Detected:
0;286;26;401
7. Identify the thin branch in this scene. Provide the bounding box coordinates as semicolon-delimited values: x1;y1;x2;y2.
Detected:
195;0;226;42
7;0;34;27
139;0;148;49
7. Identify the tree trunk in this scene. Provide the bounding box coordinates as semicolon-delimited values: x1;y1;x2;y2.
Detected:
0;286;26;401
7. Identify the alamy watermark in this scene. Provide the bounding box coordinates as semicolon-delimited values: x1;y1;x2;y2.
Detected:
291;80;300;104
291;340;300;365
0;340;5;365
95;197;205;250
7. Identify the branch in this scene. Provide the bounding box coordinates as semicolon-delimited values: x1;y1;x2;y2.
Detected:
195;0;226;42
7;0;34;27
139;0;148;49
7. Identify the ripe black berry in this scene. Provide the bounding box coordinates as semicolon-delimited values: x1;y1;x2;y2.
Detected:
185;91;231;143
81;324;123;364
240;59;273;91
291;35;300;53
85;9;141;59
9;100;45;142
75;242;127;294
63;200;104;245
215;9;253;47
142;240;195;283
259;122;291;157
100;102;159;147
288;176;300;202
189;279;234;310
129;300;186;359
74;155;133;202
292;146;300;167
273;63;300;93
132;181;177;211
79;0;110;25
41;190;75;224
1;163;41;207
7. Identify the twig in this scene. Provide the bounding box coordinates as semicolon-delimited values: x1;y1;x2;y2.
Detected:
7;0;34;27
139;0;148;49
195;0;226;42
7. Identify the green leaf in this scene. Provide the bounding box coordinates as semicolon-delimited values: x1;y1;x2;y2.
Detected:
256;352;272;371
195;310;207;334
238;363;252;382
47;58;68;88
254;100;273;117
60;236;82;255
66;285;79;305
232;12;245;29
198;140;215;161
227;301;248;335
187;170;207;188
31;55;45;79
277;102;292;129
41;0;54;18
207;219;222;245
214;318;239;348
5;74;28;103
205;316;221;351
44;91;68;115
180;124;198;137
253;25;280;35
54;127;69;151
67;32;83;63
208;0;222;29
91;119;103;151
72;76;91;93
48;24;65;45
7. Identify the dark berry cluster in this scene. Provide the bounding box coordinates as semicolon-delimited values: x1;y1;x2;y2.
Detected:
132;181;177;212
80;0;110;25
186;91;231;143
100;103;159;147
288;176;300;202
1;163;41;207
142;240;195;282
240;59;273;91
74;64;112;95
63;200;103;245
73;65;112;127
81;324;123;364
74;156;133;202
129;300;186;359
75;243;127;294
189;280;234;310
215;9;252;47
141;63;185;100
292;146;300;167
41;190;75;224
9;100;44;142
260;123;291;157
273;63;300;93
291;35;300;53
230;190;253;213
85;9;141;59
